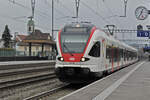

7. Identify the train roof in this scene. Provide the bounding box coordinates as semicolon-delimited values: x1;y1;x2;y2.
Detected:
64;23;95;28
99;28;137;52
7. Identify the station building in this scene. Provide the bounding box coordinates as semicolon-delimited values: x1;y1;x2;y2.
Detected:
16;29;55;58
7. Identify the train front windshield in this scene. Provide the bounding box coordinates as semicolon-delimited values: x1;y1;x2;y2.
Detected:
61;27;91;53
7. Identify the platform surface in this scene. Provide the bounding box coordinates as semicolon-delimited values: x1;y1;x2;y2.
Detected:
58;61;150;100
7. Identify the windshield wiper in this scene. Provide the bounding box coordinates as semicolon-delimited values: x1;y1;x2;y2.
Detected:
63;43;74;56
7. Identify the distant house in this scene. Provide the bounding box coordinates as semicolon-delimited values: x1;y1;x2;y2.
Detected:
15;34;27;56
16;35;27;42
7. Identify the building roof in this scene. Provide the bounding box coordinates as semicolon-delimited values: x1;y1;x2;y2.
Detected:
16;35;27;42
23;29;55;44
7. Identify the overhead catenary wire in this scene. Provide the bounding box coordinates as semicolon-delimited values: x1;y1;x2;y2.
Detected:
44;0;70;17
7;0;55;31
80;0;111;25
8;0;52;19
8;0;30;10
0;13;52;32
102;0;122;27
56;0;74;15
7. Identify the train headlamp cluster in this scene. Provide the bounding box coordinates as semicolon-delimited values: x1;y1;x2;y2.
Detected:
60;57;64;61
58;57;64;61
80;57;90;62
81;57;85;62
58;57;90;62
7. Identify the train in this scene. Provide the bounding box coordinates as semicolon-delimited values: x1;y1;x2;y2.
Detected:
55;23;138;83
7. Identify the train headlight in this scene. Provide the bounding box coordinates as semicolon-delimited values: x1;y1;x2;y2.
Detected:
80;57;90;62
58;57;64;61
60;57;64;61
81;57;85;62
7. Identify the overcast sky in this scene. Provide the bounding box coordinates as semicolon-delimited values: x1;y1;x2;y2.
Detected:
0;0;150;41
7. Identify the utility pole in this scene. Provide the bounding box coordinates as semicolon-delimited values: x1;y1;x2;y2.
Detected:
74;0;80;22
31;0;36;18
124;0;128;17
52;0;54;39
120;0;128;17
27;0;36;34
75;0;80;18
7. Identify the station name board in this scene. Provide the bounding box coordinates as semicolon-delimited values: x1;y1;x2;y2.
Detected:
137;30;150;37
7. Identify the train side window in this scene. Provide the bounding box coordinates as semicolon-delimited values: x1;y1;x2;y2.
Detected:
121;49;123;58
89;41;100;57
106;45;112;62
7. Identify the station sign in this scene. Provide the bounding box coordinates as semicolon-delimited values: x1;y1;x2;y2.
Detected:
137;30;150;37
144;47;150;49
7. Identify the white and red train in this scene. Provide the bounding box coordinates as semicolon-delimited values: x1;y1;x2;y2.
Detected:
55;23;138;83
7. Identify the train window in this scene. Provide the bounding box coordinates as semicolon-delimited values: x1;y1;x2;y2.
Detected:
118;48;121;61
114;48;120;62
124;50;126;61
106;45;113;62
89;41;100;57
121;49;123;58
65;27;87;33
114;48;117;62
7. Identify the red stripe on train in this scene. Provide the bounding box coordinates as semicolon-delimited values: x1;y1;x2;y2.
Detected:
58;30;62;55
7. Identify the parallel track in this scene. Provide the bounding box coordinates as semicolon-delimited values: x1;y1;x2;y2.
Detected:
0;73;56;90
0;62;55;70
24;84;69;100
0;67;54;77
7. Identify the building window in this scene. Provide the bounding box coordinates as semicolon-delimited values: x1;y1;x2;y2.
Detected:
24;47;27;51
36;46;39;51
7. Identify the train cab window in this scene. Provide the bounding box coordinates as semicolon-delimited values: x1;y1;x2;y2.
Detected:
89;41;100;57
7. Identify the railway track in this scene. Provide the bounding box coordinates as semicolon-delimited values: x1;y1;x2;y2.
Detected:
0;62;55;70
0;67;54;77
0;72;56;90
24;84;70;100
23;83;90;100
0;61;65;100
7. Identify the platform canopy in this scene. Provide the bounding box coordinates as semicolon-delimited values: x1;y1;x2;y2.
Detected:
23;29;55;44
22;29;55;56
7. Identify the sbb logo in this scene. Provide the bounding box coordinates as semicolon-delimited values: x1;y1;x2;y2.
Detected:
69;57;75;61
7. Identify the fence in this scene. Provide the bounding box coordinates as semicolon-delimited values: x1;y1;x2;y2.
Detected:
0;48;56;60
0;48;15;57
16;51;56;60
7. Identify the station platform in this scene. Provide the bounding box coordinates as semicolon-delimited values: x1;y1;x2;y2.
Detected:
59;61;150;100
0;60;55;66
